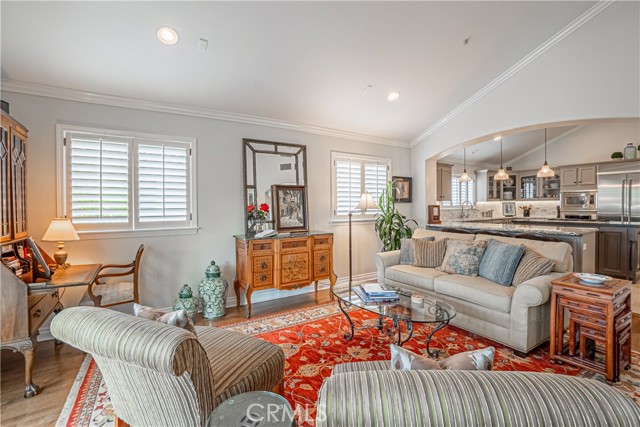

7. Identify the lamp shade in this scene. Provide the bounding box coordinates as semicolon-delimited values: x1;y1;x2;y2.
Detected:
42;218;80;242
355;192;378;211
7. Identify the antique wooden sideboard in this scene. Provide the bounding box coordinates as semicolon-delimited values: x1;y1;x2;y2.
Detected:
234;231;337;317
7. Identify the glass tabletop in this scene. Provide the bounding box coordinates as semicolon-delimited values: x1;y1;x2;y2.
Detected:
208;391;294;427
332;287;456;324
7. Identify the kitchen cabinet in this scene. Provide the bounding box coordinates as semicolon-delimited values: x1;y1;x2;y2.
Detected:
436;163;452;202
481;170;517;201
560;165;597;191
597;226;640;281
520;172;561;200
1;110;28;243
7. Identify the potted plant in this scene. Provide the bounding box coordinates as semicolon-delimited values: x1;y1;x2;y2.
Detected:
374;180;417;251
611;151;624;160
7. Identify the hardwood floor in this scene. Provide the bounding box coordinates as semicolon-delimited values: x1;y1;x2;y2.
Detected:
1;289;637;426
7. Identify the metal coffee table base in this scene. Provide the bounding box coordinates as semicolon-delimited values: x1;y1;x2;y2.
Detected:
337;298;450;357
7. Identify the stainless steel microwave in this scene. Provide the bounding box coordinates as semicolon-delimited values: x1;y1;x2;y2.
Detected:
560;192;597;211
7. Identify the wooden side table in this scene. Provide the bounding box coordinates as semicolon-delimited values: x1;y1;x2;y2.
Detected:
550;273;632;382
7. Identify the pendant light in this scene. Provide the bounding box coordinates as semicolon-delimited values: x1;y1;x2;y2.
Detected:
459;147;472;182
537;128;555;178
494;137;509;181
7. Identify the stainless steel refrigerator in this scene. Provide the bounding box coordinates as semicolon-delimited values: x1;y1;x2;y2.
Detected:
597;162;640;222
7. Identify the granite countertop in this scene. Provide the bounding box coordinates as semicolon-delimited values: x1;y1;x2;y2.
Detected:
432;221;599;236
454;217;640;228
234;230;333;240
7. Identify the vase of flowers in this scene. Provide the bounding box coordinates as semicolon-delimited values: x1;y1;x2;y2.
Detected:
519;205;533;217
247;203;269;234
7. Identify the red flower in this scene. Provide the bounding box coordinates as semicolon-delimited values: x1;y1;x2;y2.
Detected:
247;205;256;213
259;203;269;213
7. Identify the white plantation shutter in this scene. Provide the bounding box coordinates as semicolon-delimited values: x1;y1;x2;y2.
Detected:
61;125;196;233
67;133;131;228
137;141;190;226
332;152;390;219
442;175;475;206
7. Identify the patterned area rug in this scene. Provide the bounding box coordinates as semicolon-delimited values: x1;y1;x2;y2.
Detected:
57;302;640;426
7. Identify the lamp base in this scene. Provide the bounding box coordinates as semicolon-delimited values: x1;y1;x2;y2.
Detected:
53;247;69;270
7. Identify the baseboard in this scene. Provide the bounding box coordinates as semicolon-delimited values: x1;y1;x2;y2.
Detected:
227;272;377;307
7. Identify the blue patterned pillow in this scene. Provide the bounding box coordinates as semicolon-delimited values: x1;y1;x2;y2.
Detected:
437;239;488;276
399;236;434;265
479;239;526;286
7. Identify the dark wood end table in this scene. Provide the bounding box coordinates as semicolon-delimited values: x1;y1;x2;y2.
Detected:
549;273;632;382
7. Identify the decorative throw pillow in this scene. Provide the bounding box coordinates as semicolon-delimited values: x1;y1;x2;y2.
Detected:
399;236;435;265
478;239;525;286
412;238;447;268
437;239;488;276
512;250;555;286
390;344;494;371
390;344;442;370
133;303;197;336
439;347;495;370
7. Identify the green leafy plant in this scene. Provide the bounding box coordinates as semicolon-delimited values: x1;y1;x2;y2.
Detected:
611;151;624;159
374;180;417;251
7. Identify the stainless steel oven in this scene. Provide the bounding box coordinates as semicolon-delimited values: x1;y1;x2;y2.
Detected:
561;192;597;211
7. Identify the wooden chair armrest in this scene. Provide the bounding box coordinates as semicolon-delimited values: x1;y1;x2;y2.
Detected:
94;269;135;283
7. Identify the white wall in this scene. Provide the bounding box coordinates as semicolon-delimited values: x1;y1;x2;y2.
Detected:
3;91;411;310
411;1;640;225
510;121;640;171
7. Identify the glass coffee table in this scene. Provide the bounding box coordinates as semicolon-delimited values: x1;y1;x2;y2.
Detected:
333;287;456;357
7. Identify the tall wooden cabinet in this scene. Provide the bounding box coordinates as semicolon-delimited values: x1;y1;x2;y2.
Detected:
598;226;640;281
436;163;452;202
1;110;28;243
234;232;337;318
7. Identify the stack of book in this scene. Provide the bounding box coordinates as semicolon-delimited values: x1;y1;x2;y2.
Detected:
354;283;399;303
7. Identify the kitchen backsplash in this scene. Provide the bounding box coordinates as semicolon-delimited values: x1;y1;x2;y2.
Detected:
440;201;560;220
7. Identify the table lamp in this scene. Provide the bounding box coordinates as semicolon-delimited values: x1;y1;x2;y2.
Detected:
349;192;378;293
42;217;80;269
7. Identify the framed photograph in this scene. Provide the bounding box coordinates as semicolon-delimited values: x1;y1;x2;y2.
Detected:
502;201;516;217
27;237;52;279
392;176;412;203
272;184;308;232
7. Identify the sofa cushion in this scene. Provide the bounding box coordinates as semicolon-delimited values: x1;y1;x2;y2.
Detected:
133;303;197;336
437;239;488;276
475;234;572;272
512;250;555;286
434;274;516;313
385;265;448;292
413;238;447;268
478;239;525;286
399;236;434;265
390;344;494;371
413;228;475;241
390;344;442;370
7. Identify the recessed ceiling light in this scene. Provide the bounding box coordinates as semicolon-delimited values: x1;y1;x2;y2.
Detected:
387;91;400;102
157;26;179;45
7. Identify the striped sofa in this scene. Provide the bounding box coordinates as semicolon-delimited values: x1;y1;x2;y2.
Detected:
317;362;640;427
374;228;574;354
51;306;285;427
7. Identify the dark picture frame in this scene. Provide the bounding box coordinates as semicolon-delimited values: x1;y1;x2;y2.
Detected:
392;176;412;203
272;184;308;232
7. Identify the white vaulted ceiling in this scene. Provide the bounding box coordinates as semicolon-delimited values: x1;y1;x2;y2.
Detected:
1;1;597;144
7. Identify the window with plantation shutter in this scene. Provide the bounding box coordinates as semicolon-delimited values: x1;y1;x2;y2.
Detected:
442;175;475;207
331;152;390;221
59;125;197;235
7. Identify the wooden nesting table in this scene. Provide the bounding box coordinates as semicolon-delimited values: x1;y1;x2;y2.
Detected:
550;273;632;382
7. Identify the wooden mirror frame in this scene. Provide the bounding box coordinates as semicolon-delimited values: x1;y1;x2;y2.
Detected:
242;139;307;234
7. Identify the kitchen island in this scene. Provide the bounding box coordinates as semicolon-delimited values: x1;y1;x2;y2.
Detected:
427;221;597;273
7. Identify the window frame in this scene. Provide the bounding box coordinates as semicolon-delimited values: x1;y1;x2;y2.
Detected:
56;124;198;238
441;173;476;208
330;151;391;223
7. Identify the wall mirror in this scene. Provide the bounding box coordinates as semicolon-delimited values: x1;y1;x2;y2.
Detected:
243;139;307;234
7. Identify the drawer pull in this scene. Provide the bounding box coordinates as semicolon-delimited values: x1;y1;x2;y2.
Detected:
320;267;326;273
261;261;268;269
293;242;298;247
586;293;600;298
260;274;267;282
320;255;326;261
33;309;42;318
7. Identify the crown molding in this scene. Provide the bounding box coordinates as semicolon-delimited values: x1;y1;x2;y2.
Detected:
1;79;410;148
410;0;614;148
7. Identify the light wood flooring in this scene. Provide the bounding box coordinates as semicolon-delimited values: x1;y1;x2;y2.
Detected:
1;289;638;426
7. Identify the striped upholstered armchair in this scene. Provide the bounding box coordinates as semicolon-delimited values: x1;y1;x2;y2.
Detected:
51;306;284;427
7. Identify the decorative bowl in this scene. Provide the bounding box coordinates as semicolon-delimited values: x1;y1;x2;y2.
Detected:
573;273;612;285
504;178;515;187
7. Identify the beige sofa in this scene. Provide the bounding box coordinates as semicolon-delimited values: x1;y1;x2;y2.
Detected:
374;229;573;354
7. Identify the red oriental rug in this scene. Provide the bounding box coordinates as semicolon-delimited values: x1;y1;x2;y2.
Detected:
57;303;640;427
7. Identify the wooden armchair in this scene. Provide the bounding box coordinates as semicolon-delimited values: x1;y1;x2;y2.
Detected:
80;245;144;307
